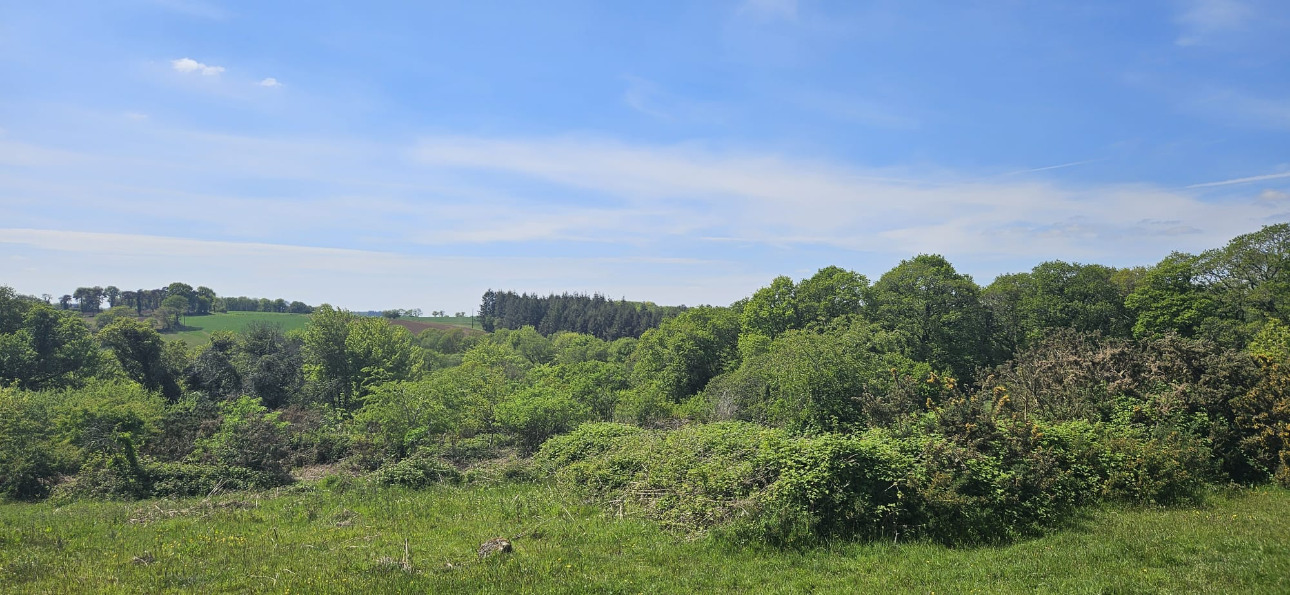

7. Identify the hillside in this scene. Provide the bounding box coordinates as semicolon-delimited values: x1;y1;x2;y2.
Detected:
168;312;313;345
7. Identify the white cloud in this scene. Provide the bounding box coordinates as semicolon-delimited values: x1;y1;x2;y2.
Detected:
3;114;1282;309
171;57;225;76
1260;189;1290;202
413;135;1274;262
258;77;282;88
0;229;739;311
124;112;149;121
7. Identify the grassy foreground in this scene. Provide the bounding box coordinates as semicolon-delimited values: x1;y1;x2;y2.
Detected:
1;483;1288;594
167;312;312;346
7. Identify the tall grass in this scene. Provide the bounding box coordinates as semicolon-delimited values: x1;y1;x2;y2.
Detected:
2;482;1288;593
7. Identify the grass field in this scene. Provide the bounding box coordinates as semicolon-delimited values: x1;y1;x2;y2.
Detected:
2;482;1287;594
162;313;480;346
167;312;312;346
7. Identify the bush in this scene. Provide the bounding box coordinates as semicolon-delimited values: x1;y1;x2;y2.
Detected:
536;422;646;470
0;387;61;501
193;396;292;486
539;417;1218;546
144;460;283;497
372;448;460;488
495;385;590;453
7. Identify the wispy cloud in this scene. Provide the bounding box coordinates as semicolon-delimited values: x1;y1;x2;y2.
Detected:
2;114;1280;309
1187;170;1290;188
413;135;1275;260
171;57;224;76
621;76;726;124
995;159;1105;178
1259;189;1290;202
257;77;282;88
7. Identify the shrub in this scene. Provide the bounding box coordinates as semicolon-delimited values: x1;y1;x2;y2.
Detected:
539;417;1218;546
144;460;283;497
495;385;590;453
372;448;460;488
193;396;292;486
536;422;646;470
0;387;60;500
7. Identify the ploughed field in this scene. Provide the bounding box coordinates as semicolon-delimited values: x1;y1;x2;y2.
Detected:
2;482;1287;594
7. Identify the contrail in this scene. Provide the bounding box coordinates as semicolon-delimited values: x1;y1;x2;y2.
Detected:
1187;171;1290;189
996;158;1104;177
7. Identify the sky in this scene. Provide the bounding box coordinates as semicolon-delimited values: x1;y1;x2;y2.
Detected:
1;0;1289;312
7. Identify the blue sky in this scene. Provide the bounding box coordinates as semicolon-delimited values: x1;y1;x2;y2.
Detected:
2;0;1289;312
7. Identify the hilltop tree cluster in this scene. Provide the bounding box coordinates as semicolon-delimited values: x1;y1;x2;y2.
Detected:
4;224;1290;546
47;282;314;331
478;290;687;340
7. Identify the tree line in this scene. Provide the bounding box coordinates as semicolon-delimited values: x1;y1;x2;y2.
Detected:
51;282;314;327
477;290;687;340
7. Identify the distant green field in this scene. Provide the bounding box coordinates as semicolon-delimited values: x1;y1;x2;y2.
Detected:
1;483;1287;593
167;312;312;346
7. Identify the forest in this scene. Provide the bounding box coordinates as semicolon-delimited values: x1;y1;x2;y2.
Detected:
2;223;1290;551
478;290;688;340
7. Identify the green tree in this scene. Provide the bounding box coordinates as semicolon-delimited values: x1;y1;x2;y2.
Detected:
1196;223;1290;333
185;331;242;398
98;318;181;400
237;323;304;409
795;266;869;326
631;307;741;402
741;276;798;339
160;295;188;329
981;272;1030;360
0;291;101;390
1023;261;1131;340
302;305;355;407
73;287;101;313
103;286;121;308
868;254;988;380
1126;252;1217;339
302;306;424;408
344;316;424;399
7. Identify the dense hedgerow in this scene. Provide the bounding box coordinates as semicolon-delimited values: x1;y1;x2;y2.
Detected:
538;418;1211;546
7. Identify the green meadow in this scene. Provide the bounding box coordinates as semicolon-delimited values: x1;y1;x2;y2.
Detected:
2;482;1288;594
166;312;313;346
